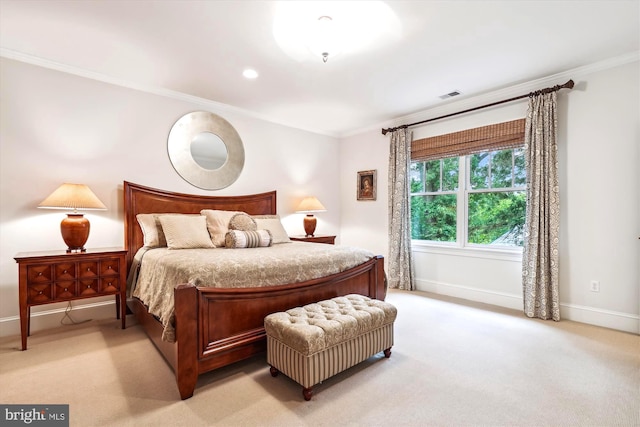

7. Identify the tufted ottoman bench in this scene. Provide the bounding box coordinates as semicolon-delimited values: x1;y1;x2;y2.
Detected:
264;294;397;401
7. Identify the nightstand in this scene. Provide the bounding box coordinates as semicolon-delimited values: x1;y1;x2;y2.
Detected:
289;235;336;245
14;247;127;350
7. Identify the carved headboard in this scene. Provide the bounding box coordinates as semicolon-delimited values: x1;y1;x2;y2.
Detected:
123;181;276;270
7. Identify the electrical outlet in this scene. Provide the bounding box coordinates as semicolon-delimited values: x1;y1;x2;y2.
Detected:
590;280;600;292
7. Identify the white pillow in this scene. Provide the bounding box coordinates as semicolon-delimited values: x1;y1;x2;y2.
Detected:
137;213;199;248
159;215;215;249
200;209;241;247
137;213;167;248
253;215;291;244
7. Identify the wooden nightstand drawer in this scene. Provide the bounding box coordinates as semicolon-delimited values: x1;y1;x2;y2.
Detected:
27;265;52;283
15;247;128;350
79;261;99;279
100;277;120;294
27;283;53;304
55;263;76;281
100;258;121;276
54;281;77;300
79;279;99;296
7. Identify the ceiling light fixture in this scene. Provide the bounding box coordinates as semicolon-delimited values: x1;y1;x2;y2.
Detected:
273;1;401;64
314;15;337;63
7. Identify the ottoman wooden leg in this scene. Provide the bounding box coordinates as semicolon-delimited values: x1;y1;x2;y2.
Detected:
302;387;313;401
384;347;392;358
270;365;279;377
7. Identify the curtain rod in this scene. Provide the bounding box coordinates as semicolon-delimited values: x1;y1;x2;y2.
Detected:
381;79;574;135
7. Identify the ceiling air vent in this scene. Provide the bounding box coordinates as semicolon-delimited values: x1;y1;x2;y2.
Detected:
439;90;462;100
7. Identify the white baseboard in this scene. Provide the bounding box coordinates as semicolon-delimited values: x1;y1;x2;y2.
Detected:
415;278;524;311
0;301;118;339
559;303;640;334
415;279;639;334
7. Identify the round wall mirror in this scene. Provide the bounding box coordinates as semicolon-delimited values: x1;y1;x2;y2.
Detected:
190;132;228;170
168;111;245;190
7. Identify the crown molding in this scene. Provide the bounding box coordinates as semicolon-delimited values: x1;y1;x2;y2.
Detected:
3;47;636;140
0;48;336;138
346;51;640;139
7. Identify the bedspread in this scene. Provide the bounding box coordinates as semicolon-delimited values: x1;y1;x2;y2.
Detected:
129;242;375;342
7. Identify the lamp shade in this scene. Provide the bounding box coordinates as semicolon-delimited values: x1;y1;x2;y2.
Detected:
38;183;107;211
295;196;326;213
38;183;106;253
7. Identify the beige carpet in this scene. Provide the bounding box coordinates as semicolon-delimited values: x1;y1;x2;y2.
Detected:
1;290;638;427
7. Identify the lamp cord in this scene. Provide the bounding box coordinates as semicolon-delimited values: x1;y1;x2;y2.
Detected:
60;301;92;326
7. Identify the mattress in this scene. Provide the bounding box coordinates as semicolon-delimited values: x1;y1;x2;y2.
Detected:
128;241;375;341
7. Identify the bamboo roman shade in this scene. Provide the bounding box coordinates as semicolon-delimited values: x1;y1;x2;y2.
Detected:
411;118;526;161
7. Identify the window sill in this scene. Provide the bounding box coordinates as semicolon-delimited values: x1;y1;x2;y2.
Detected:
411;240;523;262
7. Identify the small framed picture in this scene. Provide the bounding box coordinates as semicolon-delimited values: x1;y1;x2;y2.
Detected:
357;170;376;201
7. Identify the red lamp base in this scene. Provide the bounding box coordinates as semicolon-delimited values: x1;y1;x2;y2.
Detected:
303;214;317;237
61;214;90;253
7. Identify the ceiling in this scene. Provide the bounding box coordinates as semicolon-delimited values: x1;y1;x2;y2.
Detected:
1;1;638;137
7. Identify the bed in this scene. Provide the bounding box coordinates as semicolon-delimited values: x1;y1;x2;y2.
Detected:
123;181;387;399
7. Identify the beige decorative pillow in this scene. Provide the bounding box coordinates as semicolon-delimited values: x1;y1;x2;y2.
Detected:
253;215;291;244
200;209;241;247
137;214;167;248
228;212;257;232
159;215;215;249
225;229;272;248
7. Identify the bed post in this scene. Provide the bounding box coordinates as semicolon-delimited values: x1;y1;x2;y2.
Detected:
373;255;387;300
174;283;199;400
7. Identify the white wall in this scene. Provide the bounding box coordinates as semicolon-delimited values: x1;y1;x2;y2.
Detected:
340;56;640;334
2;54;638;339
0;57;342;337
339;131;389;261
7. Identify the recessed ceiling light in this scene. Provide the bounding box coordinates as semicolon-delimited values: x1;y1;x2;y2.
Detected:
243;68;258;79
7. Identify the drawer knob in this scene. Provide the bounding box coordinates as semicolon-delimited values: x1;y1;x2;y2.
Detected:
38;291;43;294
87;268;91;271
87;285;91;288
64;288;68;292
38;272;42;276
63;270;67;274
108;266;112;269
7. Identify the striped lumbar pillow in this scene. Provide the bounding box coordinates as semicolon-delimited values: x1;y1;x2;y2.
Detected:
225;229;272;248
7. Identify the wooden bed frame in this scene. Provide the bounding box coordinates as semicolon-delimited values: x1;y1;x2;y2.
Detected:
123;181;387;399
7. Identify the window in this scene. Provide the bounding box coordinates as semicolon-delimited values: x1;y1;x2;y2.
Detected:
410;158;458;243
467;148;526;246
409;119;526;249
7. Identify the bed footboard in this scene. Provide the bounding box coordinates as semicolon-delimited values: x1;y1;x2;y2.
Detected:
169;255;385;399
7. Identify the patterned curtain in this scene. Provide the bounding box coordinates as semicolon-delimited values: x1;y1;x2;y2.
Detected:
522;92;560;320
388;128;414;290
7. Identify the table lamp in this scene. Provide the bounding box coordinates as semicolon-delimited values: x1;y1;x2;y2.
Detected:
295;196;326;237
38;183;107;252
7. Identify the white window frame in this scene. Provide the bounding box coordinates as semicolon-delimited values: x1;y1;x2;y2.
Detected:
411;149;525;256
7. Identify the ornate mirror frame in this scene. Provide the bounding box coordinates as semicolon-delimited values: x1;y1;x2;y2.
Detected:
167;111;245;190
